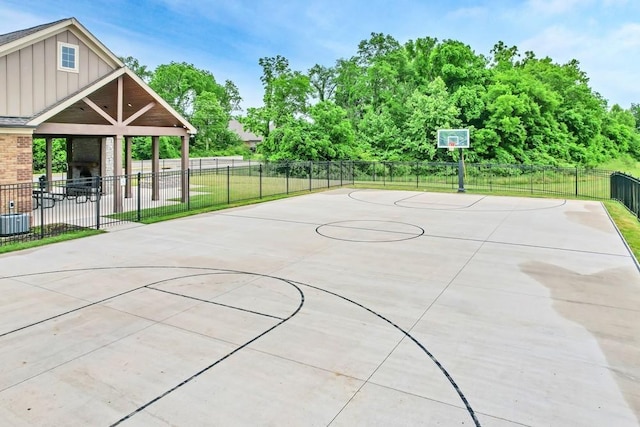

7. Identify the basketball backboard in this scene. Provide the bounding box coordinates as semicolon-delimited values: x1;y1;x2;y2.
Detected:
437;129;470;149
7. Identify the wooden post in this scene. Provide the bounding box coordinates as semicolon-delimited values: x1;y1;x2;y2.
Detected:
45;137;53;190
66;138;72;180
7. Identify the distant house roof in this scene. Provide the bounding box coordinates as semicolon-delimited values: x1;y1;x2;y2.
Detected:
228;119;263;142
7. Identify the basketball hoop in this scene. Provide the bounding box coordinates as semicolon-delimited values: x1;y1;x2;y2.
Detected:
448;142;456;152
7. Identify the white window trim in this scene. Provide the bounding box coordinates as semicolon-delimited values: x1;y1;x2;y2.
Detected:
57;41;79;73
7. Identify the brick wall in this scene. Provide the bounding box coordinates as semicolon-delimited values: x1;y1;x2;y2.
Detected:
0;133;33;213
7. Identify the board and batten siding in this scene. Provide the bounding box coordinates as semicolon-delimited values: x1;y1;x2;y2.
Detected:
0;30;116;117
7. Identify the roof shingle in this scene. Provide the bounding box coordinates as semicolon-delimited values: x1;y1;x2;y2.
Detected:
0;18;71;47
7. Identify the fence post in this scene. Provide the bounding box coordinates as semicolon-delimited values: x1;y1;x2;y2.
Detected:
39;180;45;239
137;172;141;222
187;169;191;211
530;165;533;194
416;161;419;188
383;162;386;186
259;164;263;199
327;162;330;188
286;164;290;194
575;167;579;197
227;166;230;204
95;175;101;230
351;161;355;184
340;160;343;186
636;177;640;219
309;162;312;191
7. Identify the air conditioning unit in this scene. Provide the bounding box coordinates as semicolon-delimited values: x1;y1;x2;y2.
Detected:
0;213;30;236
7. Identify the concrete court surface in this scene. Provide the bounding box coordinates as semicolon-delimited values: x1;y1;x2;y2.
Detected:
0;188;638;426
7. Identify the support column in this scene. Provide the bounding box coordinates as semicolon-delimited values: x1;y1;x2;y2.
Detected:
100;137;107;180
113;135;123;213
45;137;53;191
151;136;159;201
125;136;132;198
181;134;190;203
66;138;72;180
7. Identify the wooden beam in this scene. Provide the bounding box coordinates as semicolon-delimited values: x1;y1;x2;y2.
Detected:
35;122;190;137
45;137;53;188
122;102;155;126
82;97;117;125
66;138;72;180
117;75;123;124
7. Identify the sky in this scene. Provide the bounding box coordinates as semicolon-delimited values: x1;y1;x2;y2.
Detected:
1;0;639;111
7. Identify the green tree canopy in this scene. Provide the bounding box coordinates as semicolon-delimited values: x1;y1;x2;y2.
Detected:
239;34;638;165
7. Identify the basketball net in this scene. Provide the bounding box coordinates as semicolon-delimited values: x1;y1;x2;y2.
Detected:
448;142;456;152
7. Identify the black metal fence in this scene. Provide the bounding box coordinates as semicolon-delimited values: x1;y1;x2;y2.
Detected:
0;161;351;246
0;160;636;247
351;161;613;199
611;172;640;218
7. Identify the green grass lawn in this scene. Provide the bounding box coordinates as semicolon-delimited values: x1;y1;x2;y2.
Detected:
0;229;104;254
603;200;640;261
599;156;640;178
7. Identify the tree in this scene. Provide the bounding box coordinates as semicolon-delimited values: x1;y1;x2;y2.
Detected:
356;106;401;160
402;78;461;161
149;62;242;155
32;138;67;172
222;80;243;113
355;32;401;66
191;92;229;152
242;55;311;138
428;40;488;94
630;103;640;131
308;64;337;102
259;102;359;161
149;62;226;119
120;56;153;82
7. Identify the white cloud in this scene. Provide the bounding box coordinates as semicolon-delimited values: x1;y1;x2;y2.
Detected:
609;23;640;49
526;0;593;15
602;0;628;6
519;26;589;61
0;7;55;34
520;22;640;107
448;6;488;19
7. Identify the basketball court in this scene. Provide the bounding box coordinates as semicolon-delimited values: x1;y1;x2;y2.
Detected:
0;188;638;426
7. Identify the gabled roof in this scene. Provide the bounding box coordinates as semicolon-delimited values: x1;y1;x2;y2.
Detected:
0;18;68;47
0;17;123;69
26;67;197;134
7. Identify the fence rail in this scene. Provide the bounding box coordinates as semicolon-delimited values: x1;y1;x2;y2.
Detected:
611;172;640;219
1;160;637;247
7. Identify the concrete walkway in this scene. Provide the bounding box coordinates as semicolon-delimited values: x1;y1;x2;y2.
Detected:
0;189;638;426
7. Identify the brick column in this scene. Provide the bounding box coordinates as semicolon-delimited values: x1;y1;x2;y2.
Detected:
0;133;33;213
